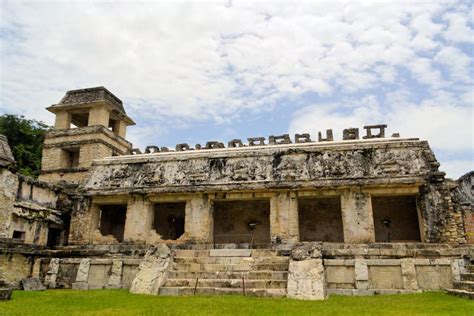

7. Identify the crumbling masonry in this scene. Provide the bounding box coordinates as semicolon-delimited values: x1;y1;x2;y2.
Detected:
0;87;472;300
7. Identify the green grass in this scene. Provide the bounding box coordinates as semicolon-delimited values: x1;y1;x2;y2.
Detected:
0;290;472;316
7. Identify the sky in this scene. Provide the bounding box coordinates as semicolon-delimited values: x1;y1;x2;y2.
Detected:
0;0;473;179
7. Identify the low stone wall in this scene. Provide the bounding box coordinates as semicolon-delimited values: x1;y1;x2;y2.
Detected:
39;257;141;290
0;241;47;288
1;242;472;298
288;242;473;299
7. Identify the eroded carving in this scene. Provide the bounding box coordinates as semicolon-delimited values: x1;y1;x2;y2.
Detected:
145;146;160;154
205;141;225;149
318;129;333;142
228;139;245;148
363;124;387;139
248;137;266;146
175;143;190;151
343;128;359;140
269;134;292;145
295;133;312;143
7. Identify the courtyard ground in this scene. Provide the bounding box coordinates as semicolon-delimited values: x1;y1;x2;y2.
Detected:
0;289;472;315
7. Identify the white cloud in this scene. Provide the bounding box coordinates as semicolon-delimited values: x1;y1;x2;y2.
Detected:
289;90;473;178
443;11;474;43
435;46;472;82
1;1;471;122
0;1;472;177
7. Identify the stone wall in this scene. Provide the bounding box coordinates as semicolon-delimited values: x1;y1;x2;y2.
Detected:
0;157;72;245
287;242;472;299
449;172;473;244
40;126;132;184
69;185;466;246
73;138;466;245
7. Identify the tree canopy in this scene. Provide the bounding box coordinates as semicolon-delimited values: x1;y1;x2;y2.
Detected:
0;114;51;178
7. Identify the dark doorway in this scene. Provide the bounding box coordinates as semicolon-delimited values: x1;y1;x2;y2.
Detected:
47;227;62;247
99;204;127;242
213;200;270;245
298;197;344;242
12;230;26;242
372;195;421;242
153;202;185;240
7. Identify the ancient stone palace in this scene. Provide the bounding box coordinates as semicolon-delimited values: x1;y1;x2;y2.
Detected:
0;87;472;300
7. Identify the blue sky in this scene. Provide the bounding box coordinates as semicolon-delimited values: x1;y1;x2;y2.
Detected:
0;1;473;178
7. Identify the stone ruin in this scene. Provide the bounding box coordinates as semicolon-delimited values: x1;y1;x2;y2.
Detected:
0;86;472;300
130;125;394;154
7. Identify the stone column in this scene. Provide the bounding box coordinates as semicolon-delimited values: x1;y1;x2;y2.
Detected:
184;194;213;243
354;259;369;290
270;191;299;244
54;111;71;129
44;258;60;289
72;258;91;290
106;260;123;289
451;259;466;282
124;195;153;243
114;120;127;139
340;189;375;243
88;105;110;127
401;258;418;290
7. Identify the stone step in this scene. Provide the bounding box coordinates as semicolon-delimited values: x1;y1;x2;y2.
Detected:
169;270;288;280
159;286;287;297
173;249;281;258
209;249;251;257
446;289;474;300
172;263;289;272
172;243;274;250
461;273;474;282
468;265;474;273
163;278;287;289
454;281;474;291
173;256;289;265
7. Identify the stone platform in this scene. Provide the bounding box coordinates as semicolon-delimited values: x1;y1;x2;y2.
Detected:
160;248;288;297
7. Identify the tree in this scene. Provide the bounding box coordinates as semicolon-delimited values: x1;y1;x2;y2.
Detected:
0;114;51;178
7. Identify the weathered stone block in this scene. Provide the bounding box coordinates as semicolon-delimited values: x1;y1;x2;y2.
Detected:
130;244;172;295
20;277;46;291
287;259;326;300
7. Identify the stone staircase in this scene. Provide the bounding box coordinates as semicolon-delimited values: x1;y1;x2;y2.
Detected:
447;260;474;299
159;248;289;297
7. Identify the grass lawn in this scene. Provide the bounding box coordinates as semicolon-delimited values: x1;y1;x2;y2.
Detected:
0;290;472;316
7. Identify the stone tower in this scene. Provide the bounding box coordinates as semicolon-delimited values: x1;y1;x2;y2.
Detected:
39;87;134;185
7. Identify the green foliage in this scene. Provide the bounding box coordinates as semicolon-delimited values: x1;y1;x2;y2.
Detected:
0;290;472;316
0;114;51;177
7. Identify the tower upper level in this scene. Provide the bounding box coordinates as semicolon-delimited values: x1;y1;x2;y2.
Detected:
40;87;134;185
47;87;135;138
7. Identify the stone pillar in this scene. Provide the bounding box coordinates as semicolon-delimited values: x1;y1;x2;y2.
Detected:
106;260;123;289
340;190;375;243
354;259;369;290
124;195;153;243
114;120;127;139
401;258;418;290
54;111;71;129
270;191;299;244
88;203;101;243
88;105;110;127
184;194;213;243
72;258;91;290
44;258;60;289
287;243;326;300
451;259;466;282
